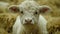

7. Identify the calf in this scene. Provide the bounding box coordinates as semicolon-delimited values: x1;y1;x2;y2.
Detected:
8;0;51;34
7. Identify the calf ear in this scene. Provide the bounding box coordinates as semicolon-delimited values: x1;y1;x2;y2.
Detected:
39;5;51;13
8;5;20;13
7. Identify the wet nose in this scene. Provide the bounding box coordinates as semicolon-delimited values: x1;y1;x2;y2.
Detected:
25;18;32;23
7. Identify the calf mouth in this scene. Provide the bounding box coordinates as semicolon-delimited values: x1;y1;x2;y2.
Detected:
23;22;34;25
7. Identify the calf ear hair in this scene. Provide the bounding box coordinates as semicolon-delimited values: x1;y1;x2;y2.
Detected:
39;5;51;13
8;5;20;13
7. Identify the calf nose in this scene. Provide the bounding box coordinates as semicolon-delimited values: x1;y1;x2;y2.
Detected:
25;18;32;23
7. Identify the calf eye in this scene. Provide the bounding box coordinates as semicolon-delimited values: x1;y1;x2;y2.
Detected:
20;11;23;14
34;11;38;14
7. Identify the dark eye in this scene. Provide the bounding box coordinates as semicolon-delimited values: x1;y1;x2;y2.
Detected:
20;11;23;14
34;12;38;14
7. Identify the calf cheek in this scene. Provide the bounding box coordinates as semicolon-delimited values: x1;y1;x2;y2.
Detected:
20;16;25;24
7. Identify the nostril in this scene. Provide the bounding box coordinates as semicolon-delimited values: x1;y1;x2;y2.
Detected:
25;19;32;22
25;19;28;22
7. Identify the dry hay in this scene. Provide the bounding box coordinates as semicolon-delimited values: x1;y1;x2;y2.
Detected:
47;17;60;34
0;13;18;34
0;28;8;34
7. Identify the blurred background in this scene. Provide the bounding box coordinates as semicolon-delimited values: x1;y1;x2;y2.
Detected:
0;0;60;34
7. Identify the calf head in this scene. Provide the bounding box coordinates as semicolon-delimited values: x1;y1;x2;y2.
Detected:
8;1;51;26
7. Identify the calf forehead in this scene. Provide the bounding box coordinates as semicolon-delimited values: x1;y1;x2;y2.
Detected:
19;1;40;12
